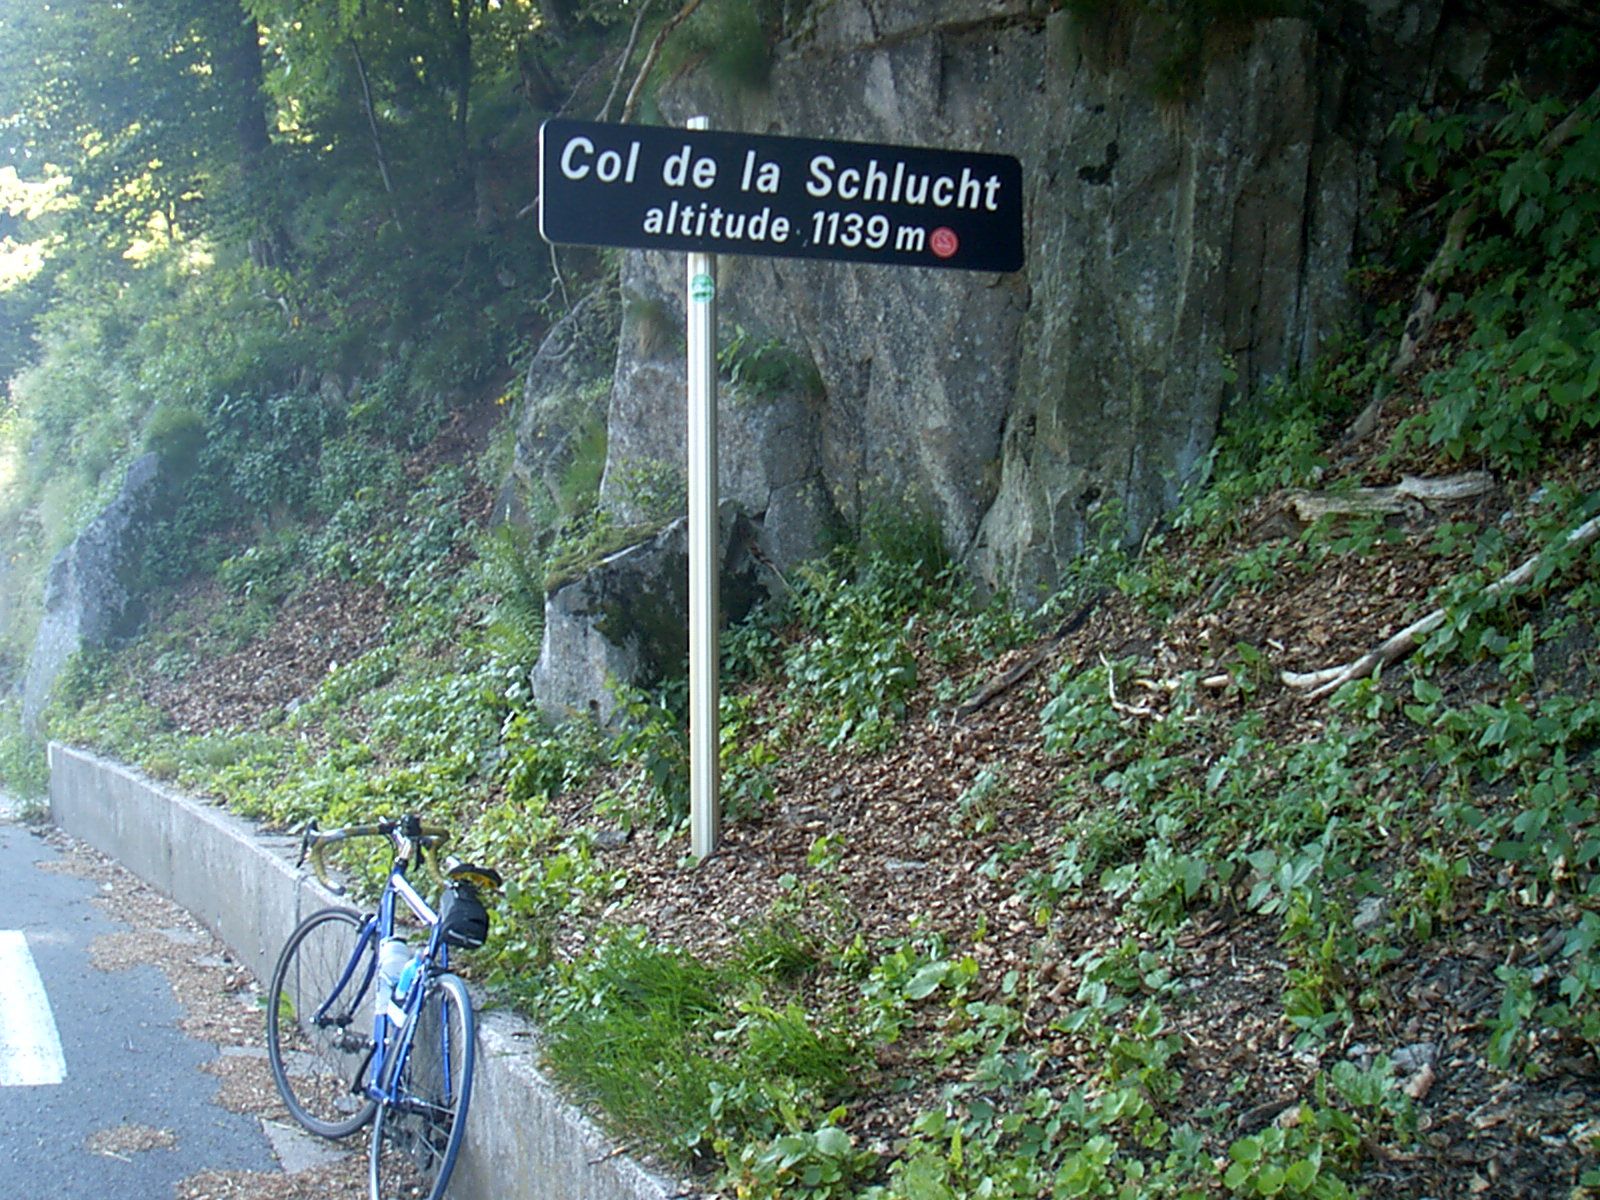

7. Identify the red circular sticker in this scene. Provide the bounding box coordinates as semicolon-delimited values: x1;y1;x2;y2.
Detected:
929;227;959;259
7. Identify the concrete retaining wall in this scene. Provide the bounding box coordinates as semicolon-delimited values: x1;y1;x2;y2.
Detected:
48;743;683;1200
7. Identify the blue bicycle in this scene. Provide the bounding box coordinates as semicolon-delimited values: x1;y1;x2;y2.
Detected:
265;814;500;1200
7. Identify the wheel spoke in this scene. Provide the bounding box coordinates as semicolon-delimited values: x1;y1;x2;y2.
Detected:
369;974;475;1200
267;908;380;1139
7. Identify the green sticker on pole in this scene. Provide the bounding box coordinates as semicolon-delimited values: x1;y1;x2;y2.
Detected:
690;272;716;303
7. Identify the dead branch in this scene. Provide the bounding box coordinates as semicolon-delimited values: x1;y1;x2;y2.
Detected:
1283;511;1600;699
597;0;657;122
620;0;704;124
350;37;404;237
1137;674;1232;693
1286;471;1494;524
952;646;1050;721
952;593;1103;722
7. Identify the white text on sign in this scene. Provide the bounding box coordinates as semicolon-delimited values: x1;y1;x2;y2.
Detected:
539;118;1025;272
557;138;1007;215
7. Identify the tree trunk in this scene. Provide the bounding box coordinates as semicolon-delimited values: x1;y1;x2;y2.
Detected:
451;0;474;189
216;4;288;268
350;36;406;235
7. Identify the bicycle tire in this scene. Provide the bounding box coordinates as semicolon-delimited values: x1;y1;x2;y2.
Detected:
267;906;380;1139
369;972;475;1200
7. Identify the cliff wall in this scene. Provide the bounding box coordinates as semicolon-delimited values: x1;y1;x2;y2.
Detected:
576;0;1490;599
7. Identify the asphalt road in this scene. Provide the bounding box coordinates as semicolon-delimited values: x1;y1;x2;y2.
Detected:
0;804;281;1196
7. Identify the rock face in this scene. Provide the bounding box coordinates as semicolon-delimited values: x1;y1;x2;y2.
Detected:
600;253;841;568
578;0;1489;600
976;11;1349;600
22;453;165;733
507;290;621;531
508;0;1495;714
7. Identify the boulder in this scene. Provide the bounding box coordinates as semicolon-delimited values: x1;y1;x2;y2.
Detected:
530;507;768;725
22;452;165;733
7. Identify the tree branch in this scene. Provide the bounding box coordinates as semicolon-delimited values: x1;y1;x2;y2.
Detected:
621;0;704;124
598;0;657;122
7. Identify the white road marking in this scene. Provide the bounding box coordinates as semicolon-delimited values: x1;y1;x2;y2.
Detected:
0;930;67;1086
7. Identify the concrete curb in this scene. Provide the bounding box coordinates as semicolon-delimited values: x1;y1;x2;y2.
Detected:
49;743;684;1200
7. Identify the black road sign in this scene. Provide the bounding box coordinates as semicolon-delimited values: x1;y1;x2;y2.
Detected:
539;118;1024;273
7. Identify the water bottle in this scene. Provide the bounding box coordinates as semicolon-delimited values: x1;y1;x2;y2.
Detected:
385;949;424;1027
377;937;410;1021
395;955;422;1006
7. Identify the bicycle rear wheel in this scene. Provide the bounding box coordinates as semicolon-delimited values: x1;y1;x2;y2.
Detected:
369;972;475;1200
267;906;380;1138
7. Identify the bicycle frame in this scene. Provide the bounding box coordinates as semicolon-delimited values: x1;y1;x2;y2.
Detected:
306;852;450;1101
366;868;453;1104
273;812;491;1200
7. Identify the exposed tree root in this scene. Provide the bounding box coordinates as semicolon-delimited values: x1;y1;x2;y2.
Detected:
1285;471;1494;524
1283;511;1600;699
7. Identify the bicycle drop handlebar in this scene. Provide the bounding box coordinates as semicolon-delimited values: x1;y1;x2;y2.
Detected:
296;816;450;896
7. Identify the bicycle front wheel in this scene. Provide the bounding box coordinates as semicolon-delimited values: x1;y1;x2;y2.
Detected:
267;906;380;1138
369;972;476;1200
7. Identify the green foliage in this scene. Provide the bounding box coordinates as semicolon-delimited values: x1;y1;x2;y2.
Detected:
1222;1118;1356;1200
364;466;473;601
720;691;779;820
557;407;610;518
658;0;774;99
0;700;49;802
0;0;559;638
474;523;546;664
142;404;207;472
1177;360;1358;547
783;584;919;752
535;929;867;1168
728;1123;874;1200
719;324;821;403
500;711;601;805
613;457;686;525
747;504;957;752
856;940;978;1044
611;680;693;826
952;766;1013;835
0;0;265;257
608;682;774;833
539;931;733;1156
1390;85;1600;472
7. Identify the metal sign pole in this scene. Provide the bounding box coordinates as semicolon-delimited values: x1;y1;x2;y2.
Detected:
685;115;721;860
537;115;1025;864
